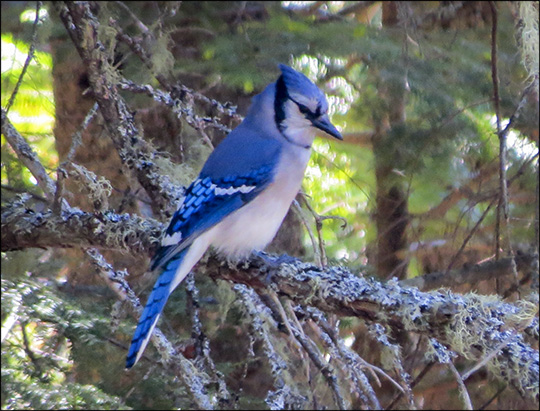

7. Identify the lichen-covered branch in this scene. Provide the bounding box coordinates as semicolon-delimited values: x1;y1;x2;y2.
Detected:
1;197;163;254
86;248;214;410
1;108;57;201
400;252;537;291
206;254;539;401
55;1;182;217
3;188;537;402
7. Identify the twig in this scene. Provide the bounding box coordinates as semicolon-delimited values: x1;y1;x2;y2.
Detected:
448;360;473;410
489;1;509;264
20;320;44;380
478;384;506;410
85;248;214;409
369;323;414;408
428;339;472;409
52;167;67;215
185;273;232;405
385;362;434;410
446;198;496;272
233;284;299;409
114;1;150;33
298;194;346;268
65;102;99;164
286;318;349;410
1;184;48;203
118;78;226;144
292;199;321;265
307;306;404;406
461;335;515;382
53;103;98;215
501;82;536;137
5;1;42;114
401;252;536;291
1;108;57;201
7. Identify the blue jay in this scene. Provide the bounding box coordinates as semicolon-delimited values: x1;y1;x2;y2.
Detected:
126;64;342;368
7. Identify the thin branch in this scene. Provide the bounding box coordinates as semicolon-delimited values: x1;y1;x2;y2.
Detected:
489;1;509;262
461;335;516;382
185;273;232;406
292;199;321;264
64;102;99;165
5;1;42;114
298;193;346;268
385;362;434;410
478;384;506;410
20;321;44;381
1;108;57;201
1;184;48;203
85;248;214;409
284;314;349;410
446;198;496;272
233;284;302;410
307;306;405;406
401;252;537;291
114;1;150;33
448;360;474;410
118;78;227;144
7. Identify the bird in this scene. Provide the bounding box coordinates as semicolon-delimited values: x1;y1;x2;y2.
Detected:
126;64;343;368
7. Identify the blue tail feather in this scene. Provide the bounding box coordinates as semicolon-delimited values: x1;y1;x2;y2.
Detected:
125;249;188;369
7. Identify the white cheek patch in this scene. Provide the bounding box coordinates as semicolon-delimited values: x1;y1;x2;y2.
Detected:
214;185;256;196
161;231;183;246
283;100;312;130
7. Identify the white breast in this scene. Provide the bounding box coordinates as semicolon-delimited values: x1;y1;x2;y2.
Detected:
209;145;312;257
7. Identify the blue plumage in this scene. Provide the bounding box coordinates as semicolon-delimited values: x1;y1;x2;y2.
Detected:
125;248;188;368
150;165;275;272
126;64;342;369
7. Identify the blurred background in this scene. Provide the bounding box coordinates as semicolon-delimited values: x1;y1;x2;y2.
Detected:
2;1;538;409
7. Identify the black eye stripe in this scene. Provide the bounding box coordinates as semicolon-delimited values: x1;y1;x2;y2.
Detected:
298;104;310;114
292;99;315;116
291;98;325;120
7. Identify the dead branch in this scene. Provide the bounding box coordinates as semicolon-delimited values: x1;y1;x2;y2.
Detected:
400;252;537;291
1;198;162;254
205;253;539;401
55;1;183;218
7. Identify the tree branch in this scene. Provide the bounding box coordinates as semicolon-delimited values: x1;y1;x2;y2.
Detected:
400;252;537;291
55;1;183;218
1;108;57;202
1;199;162;254
205;254;539;401
4;1;42;114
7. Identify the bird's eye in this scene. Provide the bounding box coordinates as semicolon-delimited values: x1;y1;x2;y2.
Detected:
297;103;311;116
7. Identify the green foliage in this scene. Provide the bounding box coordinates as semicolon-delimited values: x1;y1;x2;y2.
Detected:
1;277;128;410
183;4;534;266
305;140;375;263
2;2;537;409
1;34;55;134
1;33;57;195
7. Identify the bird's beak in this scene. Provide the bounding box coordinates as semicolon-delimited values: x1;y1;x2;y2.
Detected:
312;114;343;140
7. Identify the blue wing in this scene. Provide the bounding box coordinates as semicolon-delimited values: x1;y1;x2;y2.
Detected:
150;163;275;271
127;122;282;368
126;164;276;369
